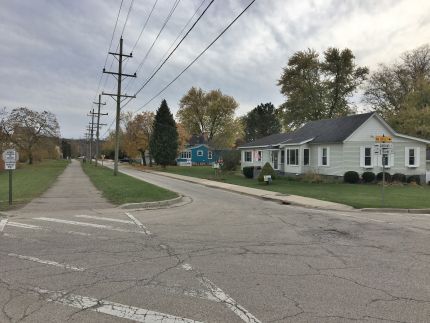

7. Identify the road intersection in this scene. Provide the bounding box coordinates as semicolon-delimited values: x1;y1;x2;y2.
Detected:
0;161;429;322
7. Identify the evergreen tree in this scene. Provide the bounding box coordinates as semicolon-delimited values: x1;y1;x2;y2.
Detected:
149;99;178;167
243;102;282;142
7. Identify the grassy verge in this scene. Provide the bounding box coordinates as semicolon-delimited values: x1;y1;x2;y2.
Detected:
0;159;69;210
140;165;430;209
82;163;177;205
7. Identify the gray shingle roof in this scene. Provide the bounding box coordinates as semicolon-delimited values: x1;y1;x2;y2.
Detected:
239;112;375;148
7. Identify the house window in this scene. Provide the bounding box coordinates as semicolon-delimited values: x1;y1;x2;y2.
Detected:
244;151;252;162
409;148;415;166
382;154;389;166
255;150;262;162
364;147;372;167
281;150;285;164
180;151;191;159
303;149;309;166
208;151;213;159
287;149;299;166
321;148;328;166
197;150;203;157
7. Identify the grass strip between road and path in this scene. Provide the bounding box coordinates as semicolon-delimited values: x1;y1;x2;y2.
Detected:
0;159;69;210
82;163;178;205
136;165;430;209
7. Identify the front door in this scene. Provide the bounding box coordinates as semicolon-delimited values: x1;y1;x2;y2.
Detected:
271;151;279;170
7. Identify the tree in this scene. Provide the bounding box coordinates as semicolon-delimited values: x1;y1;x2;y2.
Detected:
61;139;72;159
122;111;154;165
243;102;282;142
388;78;430;139
177;87;239;147
364;44;430;119
277;48;368;129
0;107;60;164
176;123;190;152
149;100;178;167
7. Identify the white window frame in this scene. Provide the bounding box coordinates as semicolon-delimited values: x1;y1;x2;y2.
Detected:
244;151;253;162
180;151;191;159
360;146;373;168
286;148;299;166
197;150;203;157
405;147;420;167
303;148;310;166
208;151;213;159
318;147;330;167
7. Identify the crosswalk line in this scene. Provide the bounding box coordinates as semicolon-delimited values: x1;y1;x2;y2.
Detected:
32;287;202;323
35;217;146;234
7;253;85;271
75;214;134;224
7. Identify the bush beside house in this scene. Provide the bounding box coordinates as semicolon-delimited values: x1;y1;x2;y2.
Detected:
258;162;276;182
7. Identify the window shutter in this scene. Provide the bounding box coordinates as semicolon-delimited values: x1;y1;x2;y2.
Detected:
370;146;374;167
326;147;330;167
389;152;394;167
359;146;365;168
416;148;420;167
404;147;409;167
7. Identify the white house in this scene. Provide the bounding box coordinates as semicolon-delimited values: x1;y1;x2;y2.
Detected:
238;112;430;182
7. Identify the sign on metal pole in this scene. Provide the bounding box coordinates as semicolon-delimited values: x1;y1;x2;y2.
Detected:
2;149;18;206
375;135;393;207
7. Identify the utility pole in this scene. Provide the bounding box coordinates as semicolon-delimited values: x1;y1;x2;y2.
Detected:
91;94;107;167
87;110;96;163
102;37;136;175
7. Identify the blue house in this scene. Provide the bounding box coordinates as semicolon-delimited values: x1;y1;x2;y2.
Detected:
177;144;219;165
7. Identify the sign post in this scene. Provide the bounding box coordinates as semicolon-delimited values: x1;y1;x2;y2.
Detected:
2;149;19;206
374;135;392;207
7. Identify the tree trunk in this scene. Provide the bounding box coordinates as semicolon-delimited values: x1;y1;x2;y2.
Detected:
141;150;147;166
149;151;153;167
28;151;33;165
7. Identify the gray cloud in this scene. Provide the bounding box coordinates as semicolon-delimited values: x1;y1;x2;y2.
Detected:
1;0;429;138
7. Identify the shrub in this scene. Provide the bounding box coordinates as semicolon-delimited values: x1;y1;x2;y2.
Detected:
302;170;322;183
407;175;421;185
242;166;254;179
376;172;392;182
257;162;276;182
362;171;376;183
221;150;240;171
392;173;406;183
344;171;360;184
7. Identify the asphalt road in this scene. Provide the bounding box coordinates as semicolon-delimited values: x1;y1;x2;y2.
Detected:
0;163;429;322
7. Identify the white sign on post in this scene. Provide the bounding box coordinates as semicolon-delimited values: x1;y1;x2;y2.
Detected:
2;149;18;169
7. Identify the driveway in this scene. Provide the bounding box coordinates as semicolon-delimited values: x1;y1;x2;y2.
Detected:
0;163;429;322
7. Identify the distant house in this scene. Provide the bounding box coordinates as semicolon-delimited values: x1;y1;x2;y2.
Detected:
177;144;219;165
238;112;430;182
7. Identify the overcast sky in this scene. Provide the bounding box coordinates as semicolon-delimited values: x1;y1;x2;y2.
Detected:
1;0;429;138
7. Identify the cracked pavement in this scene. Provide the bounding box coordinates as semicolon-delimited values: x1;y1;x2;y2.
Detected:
0;161;429;322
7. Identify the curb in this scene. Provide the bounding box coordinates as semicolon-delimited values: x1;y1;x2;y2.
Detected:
361;208;430;214
136;168;354;212
118;195;184;209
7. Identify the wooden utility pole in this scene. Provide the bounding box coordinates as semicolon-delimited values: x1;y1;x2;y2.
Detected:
87;109;95;163
91;94;107;166
102;37;136;176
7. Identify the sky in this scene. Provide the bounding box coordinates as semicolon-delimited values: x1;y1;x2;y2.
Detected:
1;0;430;139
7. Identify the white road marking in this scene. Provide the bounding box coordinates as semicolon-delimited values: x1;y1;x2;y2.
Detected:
33;287;202;323
8;253;85;271
35;217;145;234
75;214;134;224
197;276;262;323
0;218;8;232
7;222;42;230
125;212;152;235
181;263;193;271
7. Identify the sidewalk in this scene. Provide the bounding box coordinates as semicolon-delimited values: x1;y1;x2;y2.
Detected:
18;160;113;212
138;169;354;211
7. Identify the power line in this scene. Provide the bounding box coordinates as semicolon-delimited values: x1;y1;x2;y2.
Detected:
130;0;159;53
132;0;215;98
123;0;181;92
120;0;135;37
133;0;256;114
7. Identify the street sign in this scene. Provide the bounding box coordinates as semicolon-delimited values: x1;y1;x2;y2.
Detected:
4;162;16;170
375;135;392;143
2;149;18;206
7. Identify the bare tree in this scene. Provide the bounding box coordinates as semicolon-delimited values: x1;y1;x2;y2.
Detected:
1;107;60;164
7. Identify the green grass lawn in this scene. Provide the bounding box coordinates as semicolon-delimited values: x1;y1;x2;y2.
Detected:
0;159;69;210
153;165;430;209
82;163;177;205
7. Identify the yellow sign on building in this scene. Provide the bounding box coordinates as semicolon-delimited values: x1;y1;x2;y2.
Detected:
375;135;392;143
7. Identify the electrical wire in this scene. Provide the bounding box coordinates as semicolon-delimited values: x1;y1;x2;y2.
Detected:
132;0;256;114
130;0;159;53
